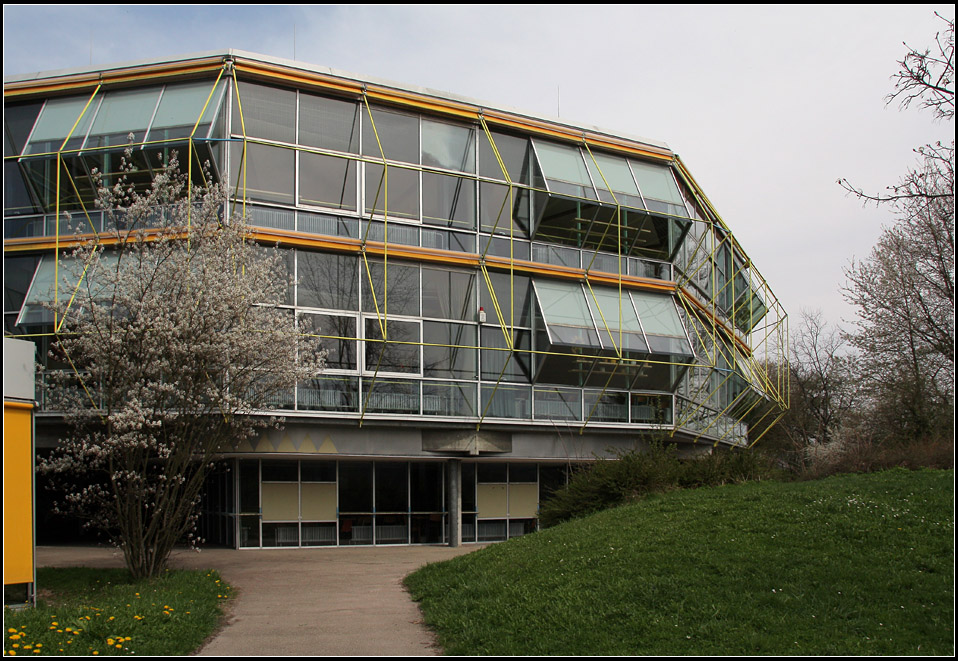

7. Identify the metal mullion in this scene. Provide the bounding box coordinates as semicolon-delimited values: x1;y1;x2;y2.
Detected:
583;280;618;355
579;145;603;201
70;92;103;153
625;159;651;211
142;84;165;146
668;167;695;219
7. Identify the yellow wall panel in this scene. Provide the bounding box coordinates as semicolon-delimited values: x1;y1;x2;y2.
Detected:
261;483;299;521
477;484;508;518
3;403;34;585
509;484;539;518
301;483;337;521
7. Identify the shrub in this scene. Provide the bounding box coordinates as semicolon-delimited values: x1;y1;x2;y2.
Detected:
539;441;775;527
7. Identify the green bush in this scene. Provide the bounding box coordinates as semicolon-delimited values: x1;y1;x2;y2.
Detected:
539;441;775;527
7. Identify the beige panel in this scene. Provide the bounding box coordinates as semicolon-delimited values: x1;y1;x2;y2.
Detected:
301;483;337;521
509;483;539;518
477;484;508;518
262;483;299;521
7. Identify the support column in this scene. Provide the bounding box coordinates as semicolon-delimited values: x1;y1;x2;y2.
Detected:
446;459;461;547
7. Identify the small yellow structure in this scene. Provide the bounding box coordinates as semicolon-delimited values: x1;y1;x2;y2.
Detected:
4;337;36;605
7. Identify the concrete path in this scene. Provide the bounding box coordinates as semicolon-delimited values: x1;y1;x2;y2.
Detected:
36;544;482;656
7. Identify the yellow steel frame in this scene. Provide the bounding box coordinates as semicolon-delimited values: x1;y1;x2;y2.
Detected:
6;61;788;448
6;67;229;391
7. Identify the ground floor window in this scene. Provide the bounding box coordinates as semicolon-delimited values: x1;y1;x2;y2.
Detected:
220;458;571;548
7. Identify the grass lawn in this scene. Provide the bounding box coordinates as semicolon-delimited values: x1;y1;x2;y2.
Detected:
406;468;954;655
4;568;231;656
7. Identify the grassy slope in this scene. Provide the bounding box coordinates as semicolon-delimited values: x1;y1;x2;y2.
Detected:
406;469;955;656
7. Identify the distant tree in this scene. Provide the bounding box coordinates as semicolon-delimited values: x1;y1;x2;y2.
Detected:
760;311;861;472
39;151;325;579
837;14;955;444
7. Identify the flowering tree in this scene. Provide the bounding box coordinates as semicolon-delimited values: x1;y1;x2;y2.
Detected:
40;151;324;578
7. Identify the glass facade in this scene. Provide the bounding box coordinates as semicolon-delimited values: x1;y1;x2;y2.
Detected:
4;52;788;546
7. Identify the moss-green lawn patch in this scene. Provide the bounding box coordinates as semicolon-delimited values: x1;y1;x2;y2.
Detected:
407;469;954;655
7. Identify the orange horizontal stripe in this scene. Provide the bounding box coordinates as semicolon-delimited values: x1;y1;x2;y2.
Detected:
3;400;35;410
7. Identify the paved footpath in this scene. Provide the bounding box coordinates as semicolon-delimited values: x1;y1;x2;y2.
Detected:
37;544;482;656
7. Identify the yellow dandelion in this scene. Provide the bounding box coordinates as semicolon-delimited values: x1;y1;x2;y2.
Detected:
7;650;15;656
107;639;115;646
92;651;99;656
115;645;122;649
7;629;16;633
9;634;21;641
124;637;131;642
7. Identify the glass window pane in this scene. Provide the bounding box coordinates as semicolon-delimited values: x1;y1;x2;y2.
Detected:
232;81;295;143
364;163;419;220
631;291;686;336
534;387;582;421
421;119;475;172
532;279;599;347
375;462;408;512
301;461;336;482
297;251;358;310
362;377;420;414
299;313;357;370
423;321;477;379
479;181;530;237
422;172;475;230
298;375;359;411
361;259;419;317
533;140;595;199
477;463;507;482
262;460;298;481
300;151;356;211
235;142;294;205
362;107;419;163
299;93;359;153
4;160;39;216
509;463;537;483
421;227;476;253
631;291;693;357
25;95;97;154
586;285;648;352
339;461;373;512
365;318;420;374
586;152;644;208
480;327;532;383
149;80;224;141
86;87;162;148
422;267;475;320
480;271;533;328
629;160;685;206
4;255;40;313
584;390;629;422
423;381;476;417
4;101;44;156
479;130;530;184
410;463;443;511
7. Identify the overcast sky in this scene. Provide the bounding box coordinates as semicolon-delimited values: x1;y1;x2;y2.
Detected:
4;5;954;331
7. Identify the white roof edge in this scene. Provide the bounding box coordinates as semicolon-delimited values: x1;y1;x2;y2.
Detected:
4;49;672;153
